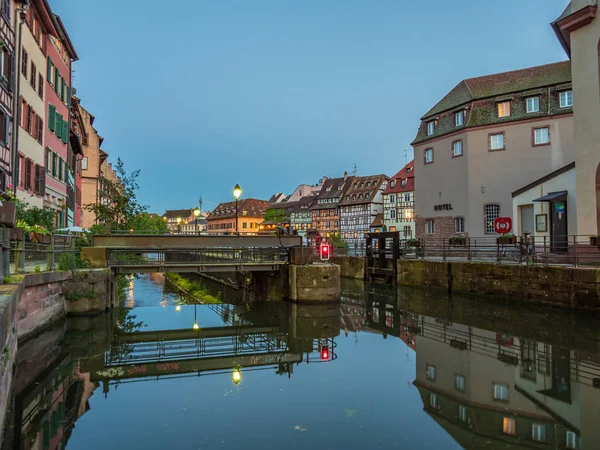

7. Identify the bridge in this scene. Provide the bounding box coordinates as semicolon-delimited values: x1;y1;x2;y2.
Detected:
83;234;303;274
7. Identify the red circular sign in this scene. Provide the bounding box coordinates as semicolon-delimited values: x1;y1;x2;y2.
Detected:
494;217;513;234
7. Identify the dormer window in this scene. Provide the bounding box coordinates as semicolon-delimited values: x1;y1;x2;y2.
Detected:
401;179;407;187
359;194;363;199
365;193;370;199
455;111;464;127
390;180;396;188
427;121;435;136
497;101;511;118
407;167;412;173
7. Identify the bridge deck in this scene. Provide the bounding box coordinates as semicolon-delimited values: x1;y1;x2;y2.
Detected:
115;325;279;343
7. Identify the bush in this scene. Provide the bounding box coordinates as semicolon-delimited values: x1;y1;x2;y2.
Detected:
57;252;87;270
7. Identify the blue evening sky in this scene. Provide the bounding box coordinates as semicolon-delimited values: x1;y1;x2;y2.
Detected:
52;0;569;213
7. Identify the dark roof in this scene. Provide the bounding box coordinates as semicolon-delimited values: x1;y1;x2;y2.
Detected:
421;61;572;120
268;193;286;203
52;14;78;61
370;213;383;228
511;162;575;197
163;209;193;219
339;175;388;206
290;195;316;213
383;161;414;194
311;176;355;209
208;198;270;220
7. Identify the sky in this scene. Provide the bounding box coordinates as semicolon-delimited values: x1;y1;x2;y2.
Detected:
51;0;570;213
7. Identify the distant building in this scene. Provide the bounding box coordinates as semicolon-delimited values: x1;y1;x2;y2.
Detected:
268;192;286;203
338;174;388;246
382;161;415;238
311;173;355;238
290;195;317;237
286;184;322;203
412;62;574;241
162;208;207;234
207;198;269;234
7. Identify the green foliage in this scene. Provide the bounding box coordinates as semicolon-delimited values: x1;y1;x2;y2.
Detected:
164;273;221;304
58;252;88;270
85;158;148;231
330;233;348;249
64;288;97;302
34;265;41;273
16;205;54;231
263;208;289;222
406;239;420;247
128;212;169;234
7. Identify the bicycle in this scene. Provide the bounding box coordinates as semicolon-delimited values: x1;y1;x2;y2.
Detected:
499;243;530;264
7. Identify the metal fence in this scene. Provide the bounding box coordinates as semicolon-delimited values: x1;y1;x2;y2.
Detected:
9;233;81;274
332;235;600;267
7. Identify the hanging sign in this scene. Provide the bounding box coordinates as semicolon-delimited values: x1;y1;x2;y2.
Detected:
494;217;512;234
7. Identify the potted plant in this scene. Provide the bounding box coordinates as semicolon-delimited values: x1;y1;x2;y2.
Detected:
497;233;517;245
449;235;467;247
406;239;420;248
590;235;600;246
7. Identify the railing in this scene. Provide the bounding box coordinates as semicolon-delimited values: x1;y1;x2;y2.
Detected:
9;233;81;274
332;235;600;267
108;247;290;268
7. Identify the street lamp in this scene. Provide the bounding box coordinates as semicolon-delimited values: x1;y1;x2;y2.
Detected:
176;217;182;234
194;208;201;235
233;184;242;235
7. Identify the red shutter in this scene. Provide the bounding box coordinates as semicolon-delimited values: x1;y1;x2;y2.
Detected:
38;165;46;196
24;158;31;190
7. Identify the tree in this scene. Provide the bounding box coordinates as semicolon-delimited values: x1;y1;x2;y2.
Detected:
128;212;169;233
85;158;147;231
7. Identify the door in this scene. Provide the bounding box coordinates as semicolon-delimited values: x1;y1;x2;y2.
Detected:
551;200;568;253
519;205;534;235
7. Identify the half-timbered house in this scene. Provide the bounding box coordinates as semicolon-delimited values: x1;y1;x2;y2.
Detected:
310;173;354;239
383;161;415;238
0;0;16;191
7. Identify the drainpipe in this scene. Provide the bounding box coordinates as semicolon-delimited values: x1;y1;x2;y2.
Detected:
10;5;28;196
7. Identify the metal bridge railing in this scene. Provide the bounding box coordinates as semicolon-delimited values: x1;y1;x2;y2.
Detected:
108;247;290;267
9;233;81;274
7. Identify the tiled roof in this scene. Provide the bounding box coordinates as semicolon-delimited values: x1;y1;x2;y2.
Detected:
421;61;572;120
371;213;384;227
208;198;270;220
311;175;355;209
383;161;415;194
290;195;316;213
339;175;388;206
163;209;194;219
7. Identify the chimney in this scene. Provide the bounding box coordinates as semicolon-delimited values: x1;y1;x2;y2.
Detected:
344;171;348;181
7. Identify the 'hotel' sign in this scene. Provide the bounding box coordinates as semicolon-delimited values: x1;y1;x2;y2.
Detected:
434;204;453;211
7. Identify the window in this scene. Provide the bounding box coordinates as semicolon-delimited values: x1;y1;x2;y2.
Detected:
485;204;500;233
403;225;412;237
329;209;335;216
455;375;466;392
424;148;433;164
390;180;396;188
429;393;438;408
532;424;546;442
426;219;435;234
389;194;395;203
559;90;573;108
401;179;407;187
497;101;510;117
452;140;463;157
21;48;28;78
389;226;396;232
503;418;516;435
526;96;539;113
17;155;23;187
427;121;435;135
566;431;580;449
52;153;57;177
1;0;10;22
24;158;31;190
404;193;411;202
81;157;88;170
455;111;464;127
0;110;7;145
58;157;63;181
0;46;11;87
390;209;396;220
533;127;550;145
454;217;464;233
26;105;32;133
426;364;436;381
458;405;467;423
30;62;36;89
38;74;43;99
493;383;508;401
489;133;505;151
242;222;247;229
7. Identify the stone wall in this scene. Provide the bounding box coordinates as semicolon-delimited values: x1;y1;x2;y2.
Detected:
0;285;18;445
288;263;341;302
331;256;364;279
397;260;600;309
62;269;111;314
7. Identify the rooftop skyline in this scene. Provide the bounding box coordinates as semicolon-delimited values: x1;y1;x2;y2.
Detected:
52;0;569;212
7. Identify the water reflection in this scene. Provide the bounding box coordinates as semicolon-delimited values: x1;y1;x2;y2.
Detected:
3;276;600;449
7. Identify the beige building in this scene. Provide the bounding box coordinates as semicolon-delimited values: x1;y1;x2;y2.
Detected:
552;1;600;236
412;62;574;241
76;99;116;229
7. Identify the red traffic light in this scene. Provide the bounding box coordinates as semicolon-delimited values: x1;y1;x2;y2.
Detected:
320;345;329;360
320;243;330;261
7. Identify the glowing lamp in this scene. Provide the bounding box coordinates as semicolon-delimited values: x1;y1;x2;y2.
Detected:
232;368;242;385
175;305;181;312
320;345;330;361
233;184;242;200
320;243;330;261
193;322;199;330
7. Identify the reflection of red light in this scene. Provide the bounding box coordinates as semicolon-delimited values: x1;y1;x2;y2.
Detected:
320;345;329;360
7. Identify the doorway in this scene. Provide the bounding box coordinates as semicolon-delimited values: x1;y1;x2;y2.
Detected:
519;205;534;235
551;200;568;253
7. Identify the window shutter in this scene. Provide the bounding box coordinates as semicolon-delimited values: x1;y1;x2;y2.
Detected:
54;67;58;92
47;56;52;82
66;86;71;107
24;158;31;190
38;165;46;195
34;163;40;193
62;119;68;144
60;77;64;101
48;104;55;131
52;152;56;177
58;157;62;180
55;114;62;138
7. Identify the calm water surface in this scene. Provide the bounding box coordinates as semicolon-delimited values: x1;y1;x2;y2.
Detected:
3;274;600;449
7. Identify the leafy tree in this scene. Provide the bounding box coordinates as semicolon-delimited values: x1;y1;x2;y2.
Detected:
17;204;54;231
263;208;288;222
128;212;169;233
85;158;147;231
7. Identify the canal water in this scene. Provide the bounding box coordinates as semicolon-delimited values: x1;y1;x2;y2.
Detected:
3;273;600;449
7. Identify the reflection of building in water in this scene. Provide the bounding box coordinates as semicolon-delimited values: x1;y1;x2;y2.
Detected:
412;316;600;449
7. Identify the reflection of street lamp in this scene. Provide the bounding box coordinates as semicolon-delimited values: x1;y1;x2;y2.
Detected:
176;217;182;234
194;208;201;235
175;305;181;312
192;304;199;330
232;368;241;385
233;184;242;235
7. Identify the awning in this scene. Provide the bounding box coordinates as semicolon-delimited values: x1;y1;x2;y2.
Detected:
532;191;567;202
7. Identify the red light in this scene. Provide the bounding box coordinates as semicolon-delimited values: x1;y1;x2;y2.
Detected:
320;243;330;261
322;245;329;254
320;345;329;360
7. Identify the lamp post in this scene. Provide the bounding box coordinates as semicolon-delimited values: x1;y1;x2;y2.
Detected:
233;184;242;235
176;217;182;234
194;208;201;235
192;304;199;330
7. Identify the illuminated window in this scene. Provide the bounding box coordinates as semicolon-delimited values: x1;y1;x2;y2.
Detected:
503;417;516;435
532;424;546;442
389;226;396;232
526;96;539;113
497;101;510;117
